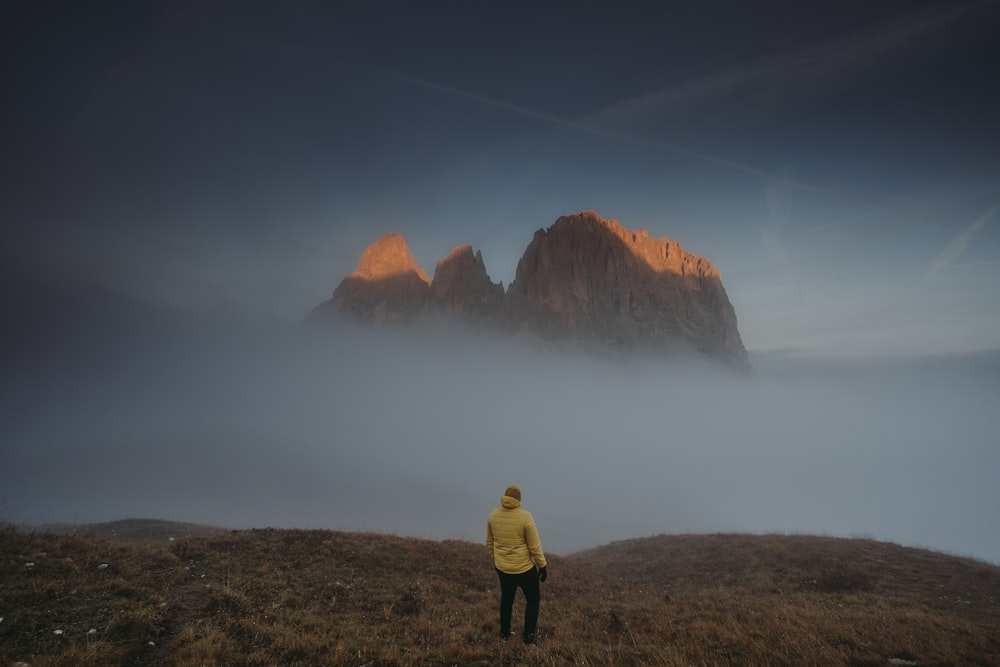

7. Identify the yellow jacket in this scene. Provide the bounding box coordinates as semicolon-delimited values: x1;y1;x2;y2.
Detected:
486;495;547;574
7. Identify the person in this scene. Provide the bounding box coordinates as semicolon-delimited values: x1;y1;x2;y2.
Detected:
486;485;548;645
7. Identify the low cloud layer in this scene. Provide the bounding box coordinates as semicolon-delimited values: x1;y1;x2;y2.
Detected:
2;309;998;564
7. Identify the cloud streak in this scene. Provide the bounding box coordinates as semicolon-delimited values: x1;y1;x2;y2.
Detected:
379;67;840;195
929;203;998;271
376;0;1000;242
589;1;997;128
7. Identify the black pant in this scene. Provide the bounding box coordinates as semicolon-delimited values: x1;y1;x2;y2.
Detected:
497;567;540;643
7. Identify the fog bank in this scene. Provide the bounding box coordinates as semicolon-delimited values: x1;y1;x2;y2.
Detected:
2;314;998;563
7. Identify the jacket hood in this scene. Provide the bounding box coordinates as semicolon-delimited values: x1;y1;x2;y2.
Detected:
501;495;521;509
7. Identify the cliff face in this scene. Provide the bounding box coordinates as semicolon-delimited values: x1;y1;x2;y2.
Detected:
313;212;749;369
504;211;748;367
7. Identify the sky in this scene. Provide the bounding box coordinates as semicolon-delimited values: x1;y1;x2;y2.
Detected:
3;0;999;356
2;2;1000;562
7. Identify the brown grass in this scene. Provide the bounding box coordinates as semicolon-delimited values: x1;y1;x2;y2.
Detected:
2;525;998;666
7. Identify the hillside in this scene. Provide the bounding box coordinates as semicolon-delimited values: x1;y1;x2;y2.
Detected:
2;525;998;666
37;518;226;543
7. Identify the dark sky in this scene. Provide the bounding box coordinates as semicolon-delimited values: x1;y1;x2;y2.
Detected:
2;2;999;562
3;0;999;354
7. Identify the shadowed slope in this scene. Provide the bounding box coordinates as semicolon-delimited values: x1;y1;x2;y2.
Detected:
431;244;505;319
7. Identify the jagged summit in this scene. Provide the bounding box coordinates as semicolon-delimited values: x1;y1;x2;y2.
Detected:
313;212;749;369
431;245;505;319
552;210;721;278
318;233;432;324
350;232;430;284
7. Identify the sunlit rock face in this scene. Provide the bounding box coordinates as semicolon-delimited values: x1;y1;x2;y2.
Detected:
314;212;749;369
318;233;432;324
505;211;748;368
431;244;505;319
351;232;431;284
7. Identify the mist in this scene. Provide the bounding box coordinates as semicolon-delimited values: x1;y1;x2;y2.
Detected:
2;306;998;565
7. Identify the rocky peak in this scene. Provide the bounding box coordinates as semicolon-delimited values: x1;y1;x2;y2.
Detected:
431;245;505;318
316;233;432;324
564;210;720;279
505;211;747;367
350;233;430;284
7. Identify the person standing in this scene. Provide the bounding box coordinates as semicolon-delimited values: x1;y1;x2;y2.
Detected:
486;485;548;645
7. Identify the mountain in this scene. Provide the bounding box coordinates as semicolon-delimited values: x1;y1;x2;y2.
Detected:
315;233;432;324
313;211;749;369
504;212;747;367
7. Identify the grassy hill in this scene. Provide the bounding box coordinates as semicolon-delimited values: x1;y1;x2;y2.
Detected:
1;523;998;666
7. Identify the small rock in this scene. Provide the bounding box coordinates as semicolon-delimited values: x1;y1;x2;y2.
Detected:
148;641;156;646
88;628;97;635
888;659;918;666
168;537;175;542
25;562;35;568
53;629;64;636
97;563;109;570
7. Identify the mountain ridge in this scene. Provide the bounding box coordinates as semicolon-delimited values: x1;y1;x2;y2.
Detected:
313;211;749;369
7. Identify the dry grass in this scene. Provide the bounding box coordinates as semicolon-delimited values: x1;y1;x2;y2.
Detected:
39;518;225;543
2;525;998;666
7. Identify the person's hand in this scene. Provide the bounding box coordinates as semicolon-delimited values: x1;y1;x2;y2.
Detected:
538;566;548;582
